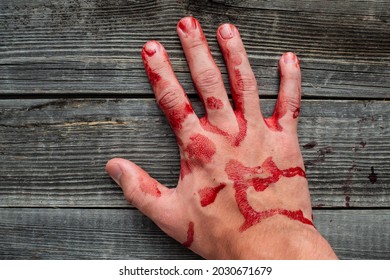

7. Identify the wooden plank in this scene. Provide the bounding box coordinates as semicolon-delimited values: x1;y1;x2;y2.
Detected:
218;0;390;16
0;99;388;208
0;208;388;259
0;0;389;98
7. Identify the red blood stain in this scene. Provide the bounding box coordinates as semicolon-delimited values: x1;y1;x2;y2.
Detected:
141;49;161;88
200;113;247;147
293;107;300;119
232;69;245;112
200;108;247;148
223;48;242;66
159;102;194;131
139;176;161;197
180;159;191;180
265;87;301;131
225;157;312;231
206;97;224;110
185;133;216;164
178;17;197;33
143;47;156;57
182;221;194;248
264;98;287;131
198;183;226;207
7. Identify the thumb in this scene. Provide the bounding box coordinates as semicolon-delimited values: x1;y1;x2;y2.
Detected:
106;158;175;222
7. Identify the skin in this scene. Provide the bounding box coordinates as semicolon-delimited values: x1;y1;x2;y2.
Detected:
106;17;338;260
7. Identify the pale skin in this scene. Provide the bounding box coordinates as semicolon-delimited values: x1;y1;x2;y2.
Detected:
106;17;338;260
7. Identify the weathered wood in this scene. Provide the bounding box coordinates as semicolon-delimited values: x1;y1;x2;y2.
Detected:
217;0;390;16
0;208;388;259
0;0;389;98
0;99;388;208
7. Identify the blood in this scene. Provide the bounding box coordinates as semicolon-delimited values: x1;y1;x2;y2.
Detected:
182;221;194;248
264;90;301;131
232;69;245;112
206;97;224;110
368;166;377;184
293;107;300;118
185;133;216;164
342;164;355;208
225;157;312;231
159;102;194;131
141;48;161;88
139;176;161;197
264;98;286;131
178;17;197;33
180;159;191;180
303;141;317;149
200;111;247;147
223;48;242;66
142;42;158;57
198;183;226;207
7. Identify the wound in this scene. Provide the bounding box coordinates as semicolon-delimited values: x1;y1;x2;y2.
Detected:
225;157;311;231
139;176;161;197
198;183;226;207
185;134;216;164
182;221;195;248
206;97;224;110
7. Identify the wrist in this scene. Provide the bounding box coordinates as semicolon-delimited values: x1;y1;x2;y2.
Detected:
221;216;337;260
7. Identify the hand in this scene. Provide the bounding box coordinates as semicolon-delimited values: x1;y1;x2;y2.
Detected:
106;17;337;259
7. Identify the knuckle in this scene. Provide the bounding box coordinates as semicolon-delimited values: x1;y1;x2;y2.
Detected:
195;68;221;92
236;74;258;93
280;97;300;112
158;86;183;110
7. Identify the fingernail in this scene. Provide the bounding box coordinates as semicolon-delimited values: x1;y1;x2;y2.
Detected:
284;52;298;64
107;163;123;184
143;41;158;57
219;24;233;39
178;17;197;34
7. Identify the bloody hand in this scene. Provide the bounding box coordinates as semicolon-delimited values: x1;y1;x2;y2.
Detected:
106;17;337;259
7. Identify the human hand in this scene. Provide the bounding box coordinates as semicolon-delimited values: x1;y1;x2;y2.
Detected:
106;17;337;259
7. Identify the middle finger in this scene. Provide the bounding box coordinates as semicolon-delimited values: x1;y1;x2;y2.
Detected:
177;17;236;131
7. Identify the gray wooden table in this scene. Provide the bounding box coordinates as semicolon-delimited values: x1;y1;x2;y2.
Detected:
0;0;389;259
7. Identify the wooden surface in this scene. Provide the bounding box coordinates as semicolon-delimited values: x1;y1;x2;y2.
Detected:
0;0;389;259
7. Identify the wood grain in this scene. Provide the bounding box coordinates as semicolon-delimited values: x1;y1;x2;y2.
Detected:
0;99;388;208
0;0;389;98
0;208;388;259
